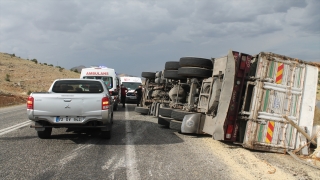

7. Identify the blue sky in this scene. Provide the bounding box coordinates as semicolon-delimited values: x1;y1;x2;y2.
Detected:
0;0;319;76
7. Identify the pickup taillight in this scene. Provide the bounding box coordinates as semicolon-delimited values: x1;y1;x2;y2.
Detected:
27;96;34;109
102;97;110;110
109;91;112;95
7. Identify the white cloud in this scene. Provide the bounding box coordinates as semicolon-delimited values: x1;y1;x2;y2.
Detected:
0;0;319;76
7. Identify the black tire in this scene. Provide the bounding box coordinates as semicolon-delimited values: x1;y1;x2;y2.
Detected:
178;67;212;78
150;102;157;116
171;110;196;121
170;120;182;131
135;107;149;115
155;103;160;117
101;131;111;139
158;116;173;127
141;72;156;79
180;57;213;69
37;128;52;139
163;70;187;80
159;107;173;117
113;103;118;111
165;61;180;70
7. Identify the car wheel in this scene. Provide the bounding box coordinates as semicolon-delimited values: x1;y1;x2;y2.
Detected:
135;107;149;115
101;130;111;139
37;128;52;139
179;57;213;69
113;103;118;111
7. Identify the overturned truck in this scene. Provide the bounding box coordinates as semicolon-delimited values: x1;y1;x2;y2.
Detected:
136;50;319;154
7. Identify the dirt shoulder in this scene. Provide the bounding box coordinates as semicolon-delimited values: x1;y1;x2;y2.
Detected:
198;136;320;180
0;93;26;108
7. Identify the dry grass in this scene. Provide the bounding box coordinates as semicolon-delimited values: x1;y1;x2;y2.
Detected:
0;52;79;107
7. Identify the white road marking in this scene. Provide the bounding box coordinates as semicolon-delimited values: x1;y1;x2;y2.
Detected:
125;106;140;180
58;140;97;167
102;156;126;179
0;120;32;136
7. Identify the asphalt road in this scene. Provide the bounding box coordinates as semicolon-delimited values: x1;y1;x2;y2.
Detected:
0;104;319;180
0;104;231;180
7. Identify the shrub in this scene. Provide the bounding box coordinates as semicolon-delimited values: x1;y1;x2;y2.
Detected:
48;64;53;66
5;74;10;82
31;59;38;64
59;68;64;72
27;90;32;95
73;69;78;73
44;63;47;65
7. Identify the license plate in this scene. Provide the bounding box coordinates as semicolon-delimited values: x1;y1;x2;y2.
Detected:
129;97;136;99
55;117;84;123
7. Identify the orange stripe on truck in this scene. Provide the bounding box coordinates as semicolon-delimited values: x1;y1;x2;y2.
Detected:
265;121;275;143
276;63;284;84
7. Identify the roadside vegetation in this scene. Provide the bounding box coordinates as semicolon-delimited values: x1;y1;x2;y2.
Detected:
0;52;80;108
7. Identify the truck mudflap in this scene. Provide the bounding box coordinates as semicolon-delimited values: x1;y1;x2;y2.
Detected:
202;50;235;140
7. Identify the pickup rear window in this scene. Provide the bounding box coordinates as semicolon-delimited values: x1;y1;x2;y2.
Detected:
52;80;104;93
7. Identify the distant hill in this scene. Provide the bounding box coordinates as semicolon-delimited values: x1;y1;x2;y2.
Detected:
70;65;86;73
0;52;80;107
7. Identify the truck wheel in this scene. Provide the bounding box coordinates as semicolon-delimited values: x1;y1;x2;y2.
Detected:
150;102;157;116
163;70;187;80
155;103;160;117
159;107;173;117
178;67;212;78
101;131;111;139
37;128;52;139
158;115;173;127
171;110;196;121
180;57;213;69
141;72;156;79
165;61;180;70
170;120;182;131
135;107;149;115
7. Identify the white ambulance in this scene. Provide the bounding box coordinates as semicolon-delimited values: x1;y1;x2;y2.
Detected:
80;66;120;110
120;76;142;103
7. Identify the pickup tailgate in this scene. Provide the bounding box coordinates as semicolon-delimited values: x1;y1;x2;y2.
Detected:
33;93;103;116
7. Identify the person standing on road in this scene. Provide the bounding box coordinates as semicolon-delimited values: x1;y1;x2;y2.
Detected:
134;85;143;107
120;84;128;108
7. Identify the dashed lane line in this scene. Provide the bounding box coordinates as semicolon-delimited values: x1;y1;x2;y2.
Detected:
125;106;140;180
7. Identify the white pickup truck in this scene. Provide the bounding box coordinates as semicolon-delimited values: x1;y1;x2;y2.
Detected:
27;79;113;139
